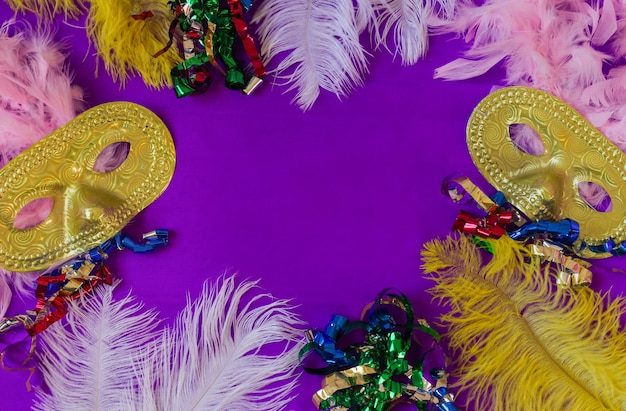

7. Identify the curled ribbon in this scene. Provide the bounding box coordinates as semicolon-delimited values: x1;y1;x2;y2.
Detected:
0;229;168;389
444;175;594;288
1;230;167;336
158;0;264;97
301;290;457;411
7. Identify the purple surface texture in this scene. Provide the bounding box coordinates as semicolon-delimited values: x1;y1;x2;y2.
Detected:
0;2;625;410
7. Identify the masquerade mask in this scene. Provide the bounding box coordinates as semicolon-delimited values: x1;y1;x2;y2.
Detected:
467;86;626;258
0;102;176;272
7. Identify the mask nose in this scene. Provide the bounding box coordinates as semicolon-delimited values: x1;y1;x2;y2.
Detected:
63;184;123;235
538;172;577;218
509;157;575;219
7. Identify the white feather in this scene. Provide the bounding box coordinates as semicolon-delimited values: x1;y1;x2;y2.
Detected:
128;276;304;411
33;282;161;411
372;0;453;65
355;0;379;34
252;0;369;111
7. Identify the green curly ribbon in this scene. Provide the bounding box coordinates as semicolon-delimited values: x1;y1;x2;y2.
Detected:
167;0;244;90
215;8;244;89
302;290;457;411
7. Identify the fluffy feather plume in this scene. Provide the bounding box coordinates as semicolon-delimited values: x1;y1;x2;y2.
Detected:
86;0;180;88
354;0;379;34
421;235;626;410
252;0;369;111
372;0;454;65
128;276;303;410
4;0;85;19
0;21;83;168
33;282;161;411
4;0;179;88
433;0;609;90
432;0;626;155
0;21;83;294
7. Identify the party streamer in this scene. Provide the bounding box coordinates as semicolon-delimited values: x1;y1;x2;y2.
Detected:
302;289;457;410
421;234;626;410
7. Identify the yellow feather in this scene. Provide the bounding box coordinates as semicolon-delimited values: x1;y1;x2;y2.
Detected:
421;235;626;410
5;0;85;19
87;0;180;88
5;0;179;88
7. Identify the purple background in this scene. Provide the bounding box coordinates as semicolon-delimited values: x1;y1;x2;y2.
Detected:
1;3;625;410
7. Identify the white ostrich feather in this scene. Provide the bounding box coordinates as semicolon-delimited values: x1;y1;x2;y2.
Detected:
33;282;161;411
372;0;454;65
128;276;304;411
355;0;379;34
252;0;369;111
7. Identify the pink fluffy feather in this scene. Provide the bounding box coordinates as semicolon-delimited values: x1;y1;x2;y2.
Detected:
0;21;85;293
0;21;84;167
435;0;626;208
0;275;10;320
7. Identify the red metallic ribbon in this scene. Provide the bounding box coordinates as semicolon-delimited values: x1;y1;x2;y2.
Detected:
27;265;112;336
154;15;181;58
131;11;154;20
227;0;266;77
452;210;516;239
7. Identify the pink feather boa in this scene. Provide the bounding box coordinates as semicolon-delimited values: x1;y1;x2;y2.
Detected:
0;21;85;297
434;0;626;210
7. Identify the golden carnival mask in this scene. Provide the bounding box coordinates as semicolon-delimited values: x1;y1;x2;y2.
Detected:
0;102;176;272
467;86;626;258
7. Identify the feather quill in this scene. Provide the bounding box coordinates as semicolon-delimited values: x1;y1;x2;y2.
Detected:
421;235;626;410
128;276;303;411
252;0;369;111
33;282;161;411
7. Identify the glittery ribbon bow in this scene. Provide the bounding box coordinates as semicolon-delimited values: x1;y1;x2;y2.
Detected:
301;290;457;411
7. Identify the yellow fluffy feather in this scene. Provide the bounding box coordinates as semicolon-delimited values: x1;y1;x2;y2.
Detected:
421;235;626;410
87;0;180;88
5;0;85;19
5;0;179;88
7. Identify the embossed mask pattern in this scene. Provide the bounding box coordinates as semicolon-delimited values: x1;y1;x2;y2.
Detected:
0;103;176;272
467;86;626;257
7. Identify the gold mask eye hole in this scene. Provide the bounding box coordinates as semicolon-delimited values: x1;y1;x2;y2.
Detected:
13;198;54;230
578;181;613;212
509;123;544;155
94;141;131;173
